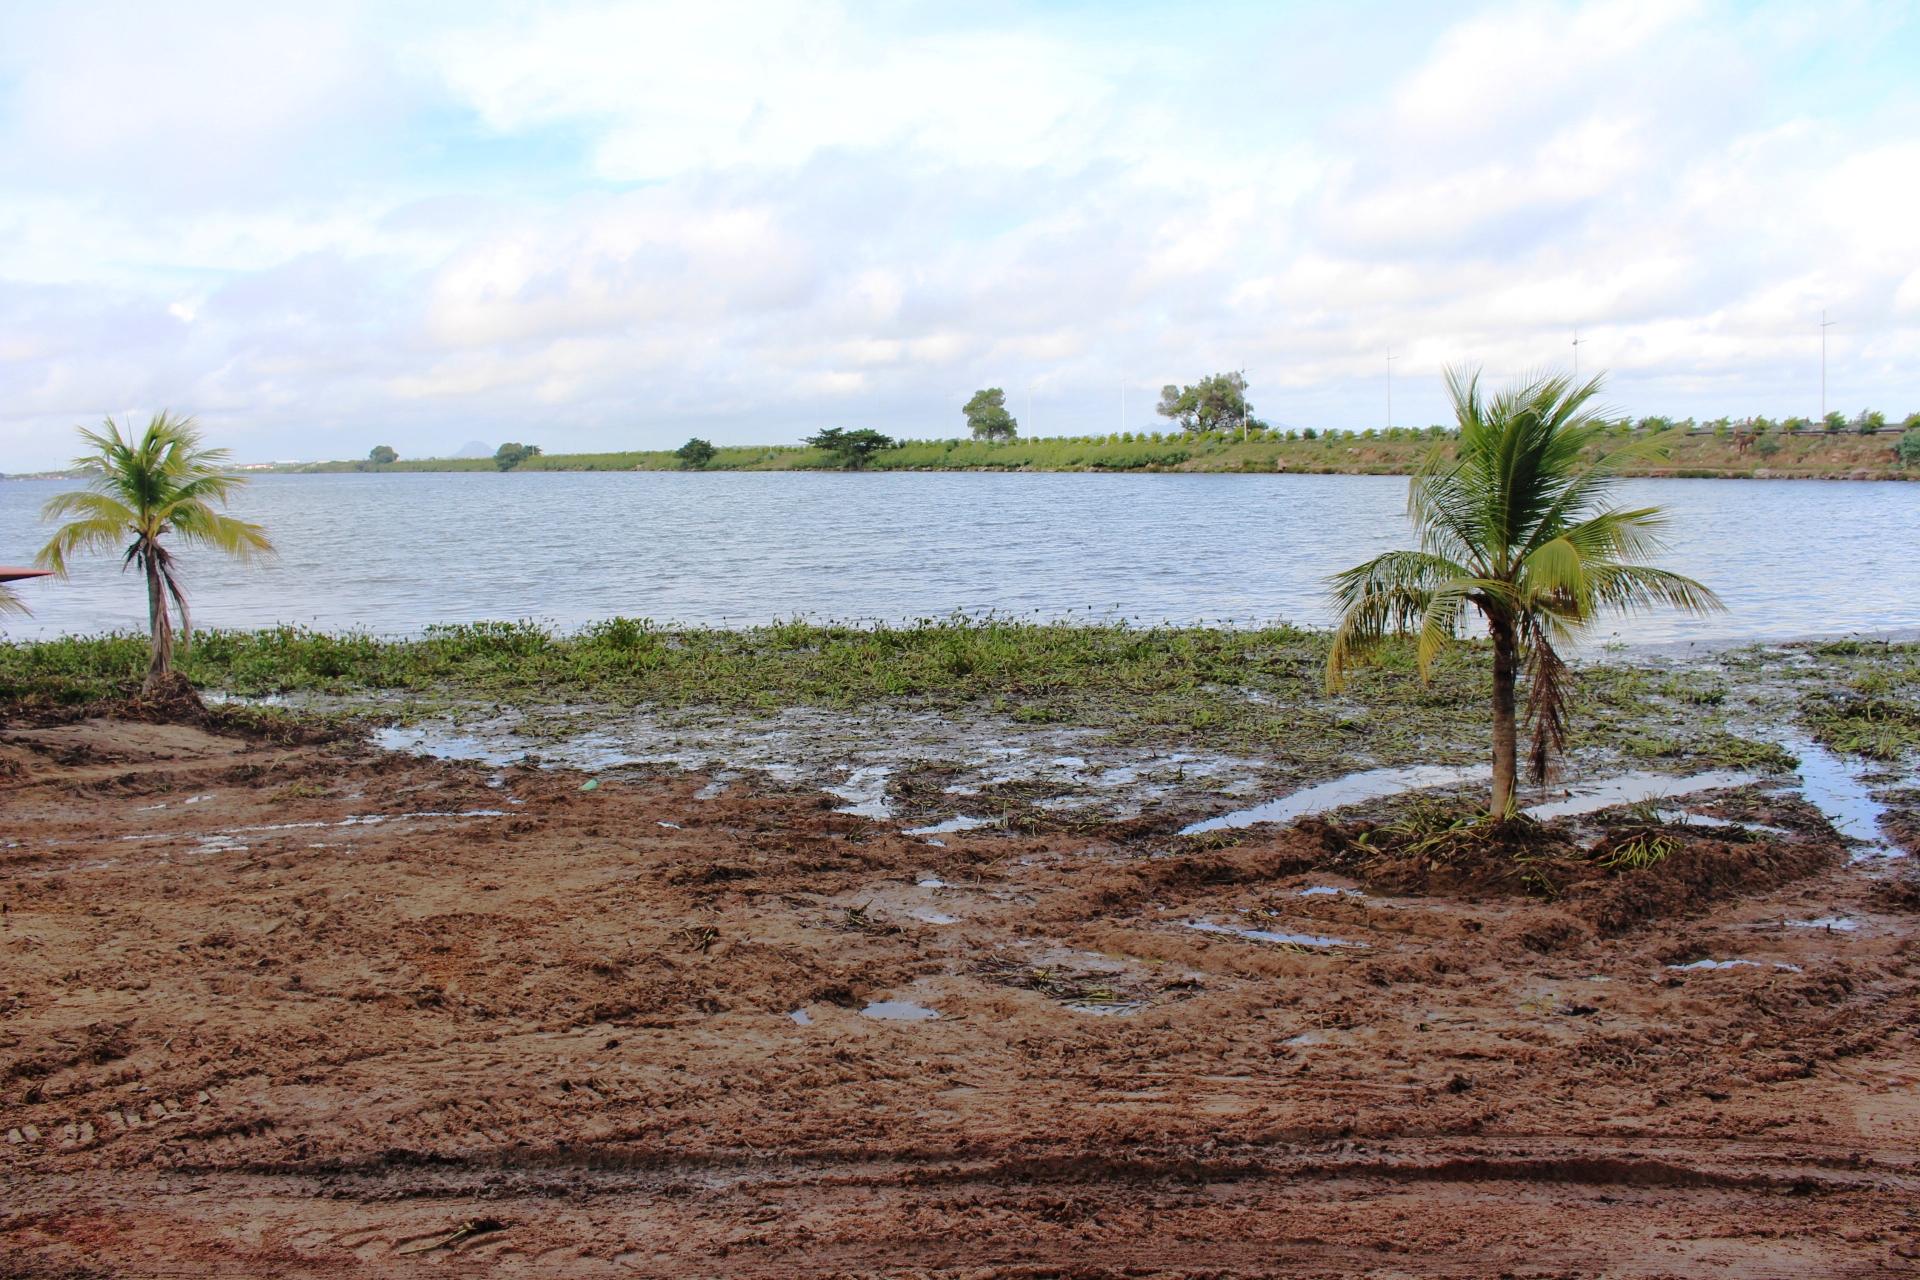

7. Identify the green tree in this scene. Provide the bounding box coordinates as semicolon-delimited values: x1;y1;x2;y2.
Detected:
368;445;398;465
674;438;718;469
495;442;541;471
1854;409;1886;435
1898;427;1920;468
1326;369;1721;815
1822;411;1847;434
963;389;1019;441
1156;371;1265;435
36;412;273;694
805;427;895;469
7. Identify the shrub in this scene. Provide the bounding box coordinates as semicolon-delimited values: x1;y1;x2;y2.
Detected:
1898;427;1920;469
673;438;718;468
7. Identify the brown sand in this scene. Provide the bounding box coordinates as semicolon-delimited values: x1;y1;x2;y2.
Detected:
2;712;1917;1278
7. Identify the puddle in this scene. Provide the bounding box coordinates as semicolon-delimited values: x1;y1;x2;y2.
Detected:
1185;920;1361;949
1667;959;1803;972
1779;736;1899;856
910;911;962;925
1524;770;1758;821
1787;917;1857;931
1066;1003;1139;1017
1181;764;1489;835
1653;809;1796;836
788;1009;812;1026
374;726;524;767
1296;885;1358;897
917;878;948;888
860;1001;939;1021
905;816;993;835
826;766;892;820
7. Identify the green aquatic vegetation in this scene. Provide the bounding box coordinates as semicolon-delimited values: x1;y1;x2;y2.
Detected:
1801;692;1920;760
1597;831;1681;871
1786;641;1920;761
1653;676;1727;705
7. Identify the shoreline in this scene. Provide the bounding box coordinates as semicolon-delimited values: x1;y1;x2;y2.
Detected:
17;426;1898;482
6;621;1913;840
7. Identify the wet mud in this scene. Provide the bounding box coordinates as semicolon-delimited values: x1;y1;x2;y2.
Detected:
3;711;1919;1277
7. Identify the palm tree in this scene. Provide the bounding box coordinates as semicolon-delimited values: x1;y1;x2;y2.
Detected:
1326;368;1722;814
37;412;272;695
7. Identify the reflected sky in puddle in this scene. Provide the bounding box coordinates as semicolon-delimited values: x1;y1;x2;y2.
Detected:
1181;764;1488;835
1185;920;1361;948
1778;736;1900;856
1523;770;1758;820
905;816;993;835
1668;958;1802;972
860;1001;939;1020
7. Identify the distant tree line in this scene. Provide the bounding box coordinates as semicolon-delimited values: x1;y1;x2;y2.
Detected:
352;392;1920;476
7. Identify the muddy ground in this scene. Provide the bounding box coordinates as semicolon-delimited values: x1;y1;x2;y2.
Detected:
3;703;1918;1278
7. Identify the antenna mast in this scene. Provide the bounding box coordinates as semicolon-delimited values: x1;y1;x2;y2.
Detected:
1820;311;1835;422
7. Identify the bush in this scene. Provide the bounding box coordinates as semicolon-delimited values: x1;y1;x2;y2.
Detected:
1898;428;1920;469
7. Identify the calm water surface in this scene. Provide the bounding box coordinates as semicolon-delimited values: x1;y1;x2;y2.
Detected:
0;472;1912;643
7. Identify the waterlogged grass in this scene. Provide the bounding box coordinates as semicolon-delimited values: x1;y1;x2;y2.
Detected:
1781;641;1920;761
0;618;1872;778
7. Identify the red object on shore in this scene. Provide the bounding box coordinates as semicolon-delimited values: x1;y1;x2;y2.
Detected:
0;567;53;583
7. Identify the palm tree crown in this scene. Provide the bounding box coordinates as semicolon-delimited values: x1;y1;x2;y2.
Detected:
37;412;272;692
1327;367;1722;813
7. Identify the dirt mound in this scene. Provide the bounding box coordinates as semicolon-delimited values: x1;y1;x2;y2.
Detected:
1871;874;1920;912
1085;813;1843;937
1565;834;1844;933
2;676;350;748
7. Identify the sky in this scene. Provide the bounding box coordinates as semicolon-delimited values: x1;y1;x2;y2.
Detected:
2;0;1917;467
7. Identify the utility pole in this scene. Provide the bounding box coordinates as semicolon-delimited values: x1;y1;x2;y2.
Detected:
1120;381;1125;435
1571;330;1584;379
1820;311;1834;422
1385;350;1395;431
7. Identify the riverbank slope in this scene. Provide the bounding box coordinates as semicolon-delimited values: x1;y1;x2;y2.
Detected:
281;429;1914;480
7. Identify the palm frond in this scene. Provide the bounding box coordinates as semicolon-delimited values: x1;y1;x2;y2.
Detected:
35;505;134;576
1521;621;1571;785
1585;564;1725;618
1325;550;1473;689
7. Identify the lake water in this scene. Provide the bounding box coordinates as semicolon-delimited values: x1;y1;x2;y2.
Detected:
0;471;1913;643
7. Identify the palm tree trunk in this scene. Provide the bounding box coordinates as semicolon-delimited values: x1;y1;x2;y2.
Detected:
1489;615;1518;815
143;541;173;694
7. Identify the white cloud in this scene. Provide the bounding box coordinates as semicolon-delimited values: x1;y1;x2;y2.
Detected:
1;0;1918;468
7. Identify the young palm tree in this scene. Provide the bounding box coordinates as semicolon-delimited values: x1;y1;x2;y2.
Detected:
37;412;272;694
1326;368;1722;814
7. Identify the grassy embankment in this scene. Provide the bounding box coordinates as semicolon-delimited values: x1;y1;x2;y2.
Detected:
5;621;1914;770
291;430;1914;480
